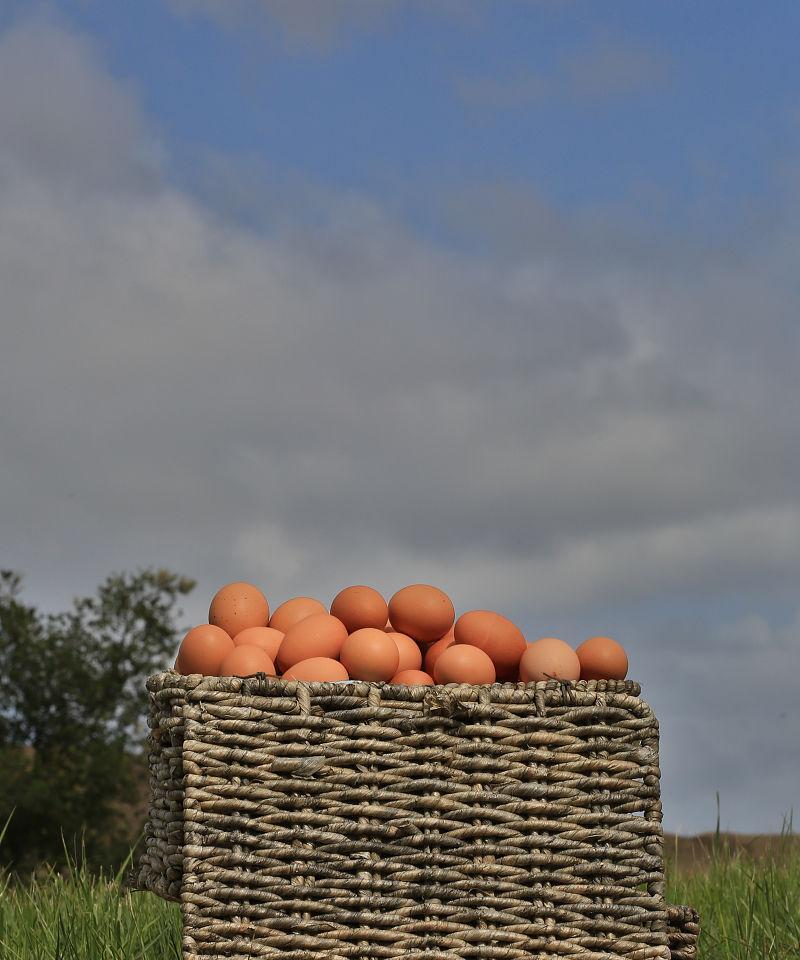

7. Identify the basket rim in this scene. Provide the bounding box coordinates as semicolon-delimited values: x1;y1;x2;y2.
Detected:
147;670;641;699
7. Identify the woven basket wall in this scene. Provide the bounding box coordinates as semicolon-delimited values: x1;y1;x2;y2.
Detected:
665;905;700;960
132;672;700;959
133;672;204;901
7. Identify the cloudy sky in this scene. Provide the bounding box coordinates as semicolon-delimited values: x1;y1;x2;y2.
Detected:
2;1;799;835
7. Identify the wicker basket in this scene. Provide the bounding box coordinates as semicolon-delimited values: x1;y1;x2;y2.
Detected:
132;672;200;901
665;904;700;960
132;672;700;959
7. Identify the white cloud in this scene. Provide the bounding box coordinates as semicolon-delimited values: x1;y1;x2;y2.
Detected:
167;0;479;50
1;13;799;833
454;70;548;110
2;15;799;621
455;33;671;108
564;32;671;100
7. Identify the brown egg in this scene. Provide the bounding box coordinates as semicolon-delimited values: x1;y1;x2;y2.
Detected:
177;624;235;676
340;628;400;682
330;585;389;633
209;582;270;638
283;657;349;682
232;626;285;662
390;669;434;686
423;632;456;675
434;644;496;685
576;636;628;680
388;631;423;673
218;644;276;678
520;637;580;682
454;610;526;681
389;584;455;643
276;613;348;672
269;596;327;633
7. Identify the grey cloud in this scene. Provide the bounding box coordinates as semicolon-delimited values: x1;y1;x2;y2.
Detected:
2;16;799;834
455;32;671;108
0;16;163;193
648;611;800;834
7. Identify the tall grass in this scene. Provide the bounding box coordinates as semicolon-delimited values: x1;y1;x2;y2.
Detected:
0;810;181;960
1;805;798;958
667;808;799;960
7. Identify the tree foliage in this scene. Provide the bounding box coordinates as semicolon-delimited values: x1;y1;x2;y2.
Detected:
0;568;195;874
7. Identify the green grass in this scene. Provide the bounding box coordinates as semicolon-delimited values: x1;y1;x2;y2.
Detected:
667;818;799;960
0;871;181;960
0;811;181;959
1;808;798;959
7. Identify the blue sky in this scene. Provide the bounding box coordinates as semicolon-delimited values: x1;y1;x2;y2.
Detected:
30;0;800;225
1;1;799;835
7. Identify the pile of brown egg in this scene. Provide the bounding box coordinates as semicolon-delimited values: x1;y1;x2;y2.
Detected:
173;581;629;685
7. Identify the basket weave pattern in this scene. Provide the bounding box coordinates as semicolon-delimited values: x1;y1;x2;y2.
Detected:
665;904;700;960
173;676;669;959
134;673;205;900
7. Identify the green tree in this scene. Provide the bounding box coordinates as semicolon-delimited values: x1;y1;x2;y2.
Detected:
0;568;195;875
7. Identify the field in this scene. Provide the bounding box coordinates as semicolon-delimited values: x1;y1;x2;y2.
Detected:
0;823;798;959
